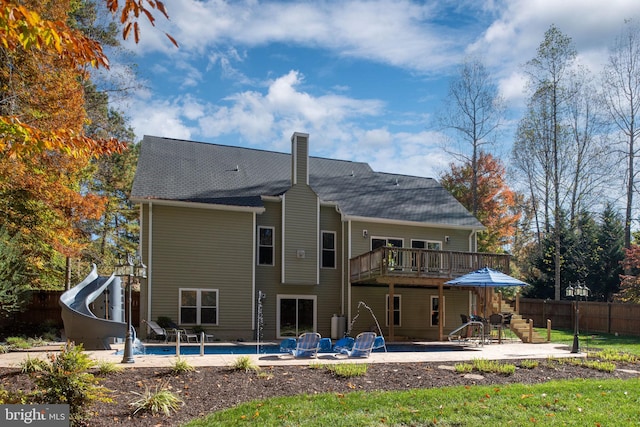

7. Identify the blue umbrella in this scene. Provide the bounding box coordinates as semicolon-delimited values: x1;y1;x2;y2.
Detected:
446;267;528;319
446;267;528;287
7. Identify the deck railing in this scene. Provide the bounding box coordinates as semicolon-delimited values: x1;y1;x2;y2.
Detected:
349;247;510;283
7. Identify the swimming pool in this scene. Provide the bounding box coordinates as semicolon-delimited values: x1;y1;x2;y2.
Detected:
120;342;464;356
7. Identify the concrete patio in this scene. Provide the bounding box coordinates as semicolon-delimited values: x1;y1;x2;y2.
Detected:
0;341;584;369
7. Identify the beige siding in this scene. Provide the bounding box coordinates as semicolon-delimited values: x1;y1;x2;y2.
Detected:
145;204;255;340
282;185;318;284
316;206;344;335
255;200;282;339
349;287;471;340
350;221;473;256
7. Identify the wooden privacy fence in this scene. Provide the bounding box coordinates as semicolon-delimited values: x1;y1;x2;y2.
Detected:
518;298;640;337
0;290;140;335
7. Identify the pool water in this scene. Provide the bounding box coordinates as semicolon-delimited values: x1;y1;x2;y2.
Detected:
119;343;464;356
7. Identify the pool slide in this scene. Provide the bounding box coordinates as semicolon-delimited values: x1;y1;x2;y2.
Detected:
59;265;127;350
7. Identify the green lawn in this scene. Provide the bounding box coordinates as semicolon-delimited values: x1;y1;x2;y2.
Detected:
185;378;640;426
536;328;640;356
185;331;640;426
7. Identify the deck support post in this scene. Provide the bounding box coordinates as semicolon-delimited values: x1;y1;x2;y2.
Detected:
388;283;395;342
439;282;444;341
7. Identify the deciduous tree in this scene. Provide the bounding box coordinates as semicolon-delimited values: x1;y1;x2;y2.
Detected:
601;19;640;250
437;58;505;217
440;152;520;253
522;24;577;300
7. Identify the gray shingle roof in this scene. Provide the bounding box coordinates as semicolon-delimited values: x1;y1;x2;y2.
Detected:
131;136;484;229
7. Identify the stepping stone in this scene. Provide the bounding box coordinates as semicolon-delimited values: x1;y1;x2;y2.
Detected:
618;369;640;375
463;373;485;380
437;365;456;371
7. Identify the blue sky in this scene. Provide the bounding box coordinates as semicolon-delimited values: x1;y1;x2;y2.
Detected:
112;0;640;178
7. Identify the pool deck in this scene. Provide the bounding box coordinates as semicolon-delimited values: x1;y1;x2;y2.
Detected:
0;341;585;369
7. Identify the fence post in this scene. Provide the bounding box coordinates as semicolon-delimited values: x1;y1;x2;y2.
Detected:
528;319;533;343
547;319;551;342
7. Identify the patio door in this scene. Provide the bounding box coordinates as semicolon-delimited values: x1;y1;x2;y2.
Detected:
277;295;316;338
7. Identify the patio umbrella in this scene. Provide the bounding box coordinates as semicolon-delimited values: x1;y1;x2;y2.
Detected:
445;267;529;319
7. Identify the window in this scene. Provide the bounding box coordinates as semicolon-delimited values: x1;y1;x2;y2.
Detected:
179;288;218;325
385;294;401;327
258;226;274;265
430;295;444;327
277;295;317;338
372;237;403;250
321;231;336;268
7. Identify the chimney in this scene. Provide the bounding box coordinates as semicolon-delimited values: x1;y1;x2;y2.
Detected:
291;132;309;186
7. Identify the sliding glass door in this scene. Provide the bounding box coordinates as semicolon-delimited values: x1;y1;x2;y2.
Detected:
277;295;316;338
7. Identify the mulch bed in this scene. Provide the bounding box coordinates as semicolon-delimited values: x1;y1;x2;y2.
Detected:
1;360;639;426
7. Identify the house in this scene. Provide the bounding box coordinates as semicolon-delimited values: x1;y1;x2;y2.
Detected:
130;132;510;342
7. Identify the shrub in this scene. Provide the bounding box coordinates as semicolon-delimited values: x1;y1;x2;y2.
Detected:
582;360;616;372
95;360;124;375
589;349;638;364
6;336;30;349
454;363;473;373
19;355;48;373
0;386;28;404
327;363;368;377
130;384;183;416
171;357;195;374
33;342;112;425
472;359;516;375
519;359;539;369
230;355;259;372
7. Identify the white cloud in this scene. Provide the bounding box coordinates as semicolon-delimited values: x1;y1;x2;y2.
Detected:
115;0;640;178
131;0;480;72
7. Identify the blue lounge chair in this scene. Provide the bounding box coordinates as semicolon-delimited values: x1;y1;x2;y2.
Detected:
290;332;322;358
340;332;376;358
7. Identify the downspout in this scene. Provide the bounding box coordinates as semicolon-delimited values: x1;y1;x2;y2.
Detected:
347;220;352;325
252;212;256;332
147;202;153;323
334;205;345;317
340;218;345;316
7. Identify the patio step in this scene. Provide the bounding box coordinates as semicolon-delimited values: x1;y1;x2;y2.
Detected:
510;314;546;343
489;295;546;343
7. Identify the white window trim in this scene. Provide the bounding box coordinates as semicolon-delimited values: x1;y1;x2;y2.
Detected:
385;294;401;327
321;230;336;269
257;226;275;266
276;294;317;339
430;295;444;328
179;288;219;325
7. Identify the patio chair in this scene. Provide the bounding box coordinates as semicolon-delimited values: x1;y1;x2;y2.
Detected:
162;321;192;343
290;332;322;358
489;313;504;343
183;329;200;343
143;320;168;342
340;332;376;358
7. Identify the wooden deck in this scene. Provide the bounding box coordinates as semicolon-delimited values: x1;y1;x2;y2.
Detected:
350;247;510;285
